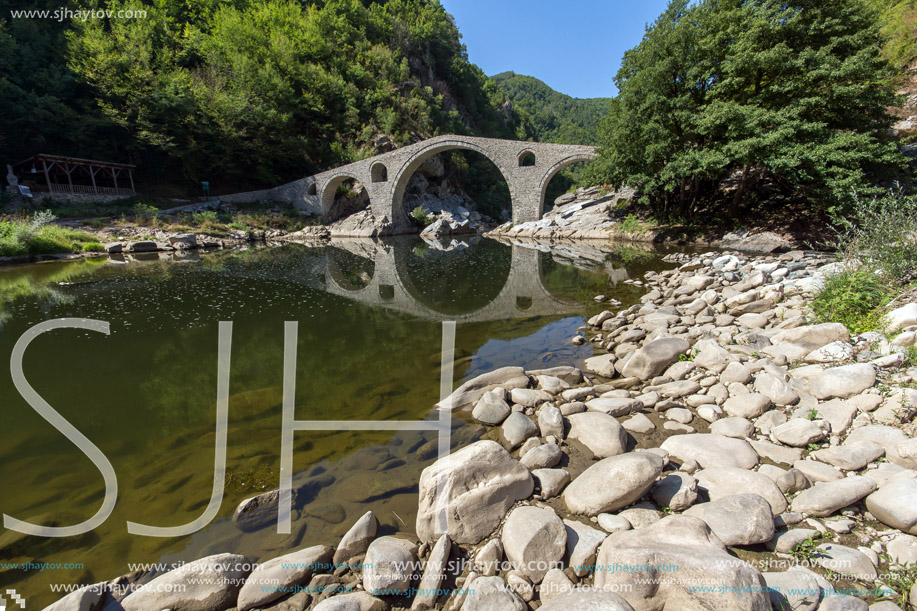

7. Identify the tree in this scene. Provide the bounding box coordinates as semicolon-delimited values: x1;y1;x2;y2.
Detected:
591;0;905;219
2;0;526;192
862;0;917;69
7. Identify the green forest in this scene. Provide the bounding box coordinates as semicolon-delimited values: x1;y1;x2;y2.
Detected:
489;72;610;145
1;0;915;213
0;0;532;192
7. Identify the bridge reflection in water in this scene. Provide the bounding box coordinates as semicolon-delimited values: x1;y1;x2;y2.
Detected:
319;237;634;322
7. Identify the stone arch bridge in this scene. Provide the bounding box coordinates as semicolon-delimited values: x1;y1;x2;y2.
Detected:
222;135;596;230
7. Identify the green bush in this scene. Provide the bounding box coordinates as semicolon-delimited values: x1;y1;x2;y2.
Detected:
132;203;159;220
193;211;219;225
620;214;642;233
590;0;903;218
831;189;917;284
411;206;433;226
811;268;892;333
82;242;105;252
0;210;100;256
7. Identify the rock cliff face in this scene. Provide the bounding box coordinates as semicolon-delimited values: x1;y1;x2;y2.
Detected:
487;185;633;241
891;61;917;138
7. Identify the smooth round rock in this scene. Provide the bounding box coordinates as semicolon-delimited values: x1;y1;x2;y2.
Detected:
564;452;664;516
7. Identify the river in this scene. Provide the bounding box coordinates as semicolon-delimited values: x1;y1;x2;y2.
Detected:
0;236;678;607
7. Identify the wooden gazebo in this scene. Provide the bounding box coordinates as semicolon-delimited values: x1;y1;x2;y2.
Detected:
12;154;136;197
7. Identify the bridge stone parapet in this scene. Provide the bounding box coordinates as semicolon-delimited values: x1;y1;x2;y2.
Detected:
221;135;595;230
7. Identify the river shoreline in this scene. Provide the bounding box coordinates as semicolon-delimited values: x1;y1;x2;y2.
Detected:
1;182;816;269
41;244;917;611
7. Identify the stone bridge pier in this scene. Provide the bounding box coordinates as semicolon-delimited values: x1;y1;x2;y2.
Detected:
222;135;596;230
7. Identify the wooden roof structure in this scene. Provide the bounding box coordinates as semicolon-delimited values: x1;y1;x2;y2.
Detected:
13;154;136;197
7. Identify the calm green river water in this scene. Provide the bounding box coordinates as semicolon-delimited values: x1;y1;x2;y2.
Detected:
0;236;673;607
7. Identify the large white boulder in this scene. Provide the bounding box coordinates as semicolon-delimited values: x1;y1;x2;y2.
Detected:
620;338;690;380
566;412;628;458
238;545;333;611
416;440;533;544
809;364;876;400
362;537;417;596
661;434;758;469
502;506;566;583
121;554;251;611
593;515;770;611
865;474;917;534
564;452;664;516
886;302;917;333
684;494;775;546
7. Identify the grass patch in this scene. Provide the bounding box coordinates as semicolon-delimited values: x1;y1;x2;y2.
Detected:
880;557;917;608
905;346;917;368
811;268;893;333
0;211;99;256
82;242;105;252
790;532;825;562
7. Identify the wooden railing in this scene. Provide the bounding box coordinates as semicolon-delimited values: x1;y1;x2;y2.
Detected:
44;183;135;196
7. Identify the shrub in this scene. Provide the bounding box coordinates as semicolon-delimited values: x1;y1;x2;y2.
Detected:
831;189;917;285
811;268;892;333
0;218;96;256
620;213;641;233
411;206;433;226
193;210;219;225
82;242;105;252
132;202;159;221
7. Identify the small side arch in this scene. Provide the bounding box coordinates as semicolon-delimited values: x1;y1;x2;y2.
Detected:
518;150;536;167
371;162;388;183
320;172;363;217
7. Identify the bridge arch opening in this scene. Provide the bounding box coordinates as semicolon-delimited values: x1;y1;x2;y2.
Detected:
323;175;370;222
540;157;594;217
393;142;514;225
395;238;512;316
518;151;536;167
371;162;388;183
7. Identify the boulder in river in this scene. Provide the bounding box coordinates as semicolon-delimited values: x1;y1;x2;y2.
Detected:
416;440;533;544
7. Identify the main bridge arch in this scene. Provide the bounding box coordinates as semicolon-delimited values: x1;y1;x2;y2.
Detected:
389;138;514;225
221;135;596;229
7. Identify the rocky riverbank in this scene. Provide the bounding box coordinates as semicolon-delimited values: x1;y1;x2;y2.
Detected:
486;186;798;254
44;248;917;611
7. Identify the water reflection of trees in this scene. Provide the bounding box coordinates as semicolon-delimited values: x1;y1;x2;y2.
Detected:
0;259;107;323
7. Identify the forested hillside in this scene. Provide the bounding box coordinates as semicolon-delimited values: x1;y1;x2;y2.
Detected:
0;0;530;193
865;0;917;69
489;72;609;145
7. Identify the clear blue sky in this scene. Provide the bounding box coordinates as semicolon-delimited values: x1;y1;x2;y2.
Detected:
439;0;671;99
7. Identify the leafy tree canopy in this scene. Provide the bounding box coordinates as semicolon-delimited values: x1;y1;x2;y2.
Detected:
590;0;906;219
0;0;529;190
